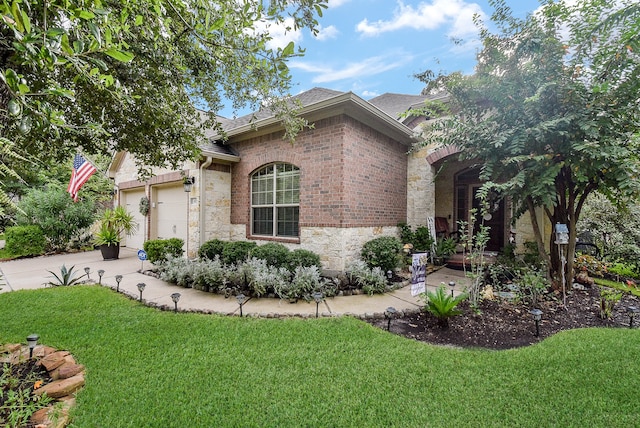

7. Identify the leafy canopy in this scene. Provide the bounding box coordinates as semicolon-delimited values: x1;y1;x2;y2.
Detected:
414;0;640;279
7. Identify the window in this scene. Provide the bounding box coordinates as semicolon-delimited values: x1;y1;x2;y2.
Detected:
251;163;300;237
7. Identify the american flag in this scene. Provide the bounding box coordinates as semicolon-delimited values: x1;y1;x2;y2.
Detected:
67;154;97;202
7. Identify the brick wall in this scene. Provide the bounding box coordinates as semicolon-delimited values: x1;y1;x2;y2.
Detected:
229;114;408;233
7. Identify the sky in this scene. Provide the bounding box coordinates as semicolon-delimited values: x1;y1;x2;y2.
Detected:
220;0;541;118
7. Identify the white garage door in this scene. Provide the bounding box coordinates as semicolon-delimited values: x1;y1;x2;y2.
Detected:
120;188;147;250
154;185;187;251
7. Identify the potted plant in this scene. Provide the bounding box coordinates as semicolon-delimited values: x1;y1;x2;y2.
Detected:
94;206;137;260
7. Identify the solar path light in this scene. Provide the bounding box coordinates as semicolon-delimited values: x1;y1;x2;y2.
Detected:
115;275;123;292
97;269;105;285
27;334;39;359
237;294;247;317
137;282;146;301
530;308;543;337
171;293;181;313
384;307;397;332
313;292;324;318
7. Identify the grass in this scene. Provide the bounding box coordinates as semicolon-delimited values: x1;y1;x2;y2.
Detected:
594;277;640;297
2;286;640;427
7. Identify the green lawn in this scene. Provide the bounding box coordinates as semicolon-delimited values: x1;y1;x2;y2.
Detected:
1;286;639;427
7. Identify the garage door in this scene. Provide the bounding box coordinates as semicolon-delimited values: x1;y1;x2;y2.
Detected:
154;184;187;251
120;188;147;250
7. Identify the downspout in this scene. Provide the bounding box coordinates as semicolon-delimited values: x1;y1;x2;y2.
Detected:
199;156;213;246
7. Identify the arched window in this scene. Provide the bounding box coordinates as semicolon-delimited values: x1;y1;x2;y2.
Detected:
251;163;300;237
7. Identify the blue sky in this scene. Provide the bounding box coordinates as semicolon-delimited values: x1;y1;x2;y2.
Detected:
220;0;542;117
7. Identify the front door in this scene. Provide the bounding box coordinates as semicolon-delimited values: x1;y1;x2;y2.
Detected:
455;169;505;252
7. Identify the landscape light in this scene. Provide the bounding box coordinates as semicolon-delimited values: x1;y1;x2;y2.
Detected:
26;334;39;359
236;293;246;317
313;292;324;318
171;293;181;313
84;267;90;279
137;282;146;301
530;308;543;337
384;307;397;332
115;275;123;292
627;306;638;328
97;269;105;285
449;281;456;298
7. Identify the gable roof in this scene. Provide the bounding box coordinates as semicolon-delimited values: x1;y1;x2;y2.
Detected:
213;87;418;145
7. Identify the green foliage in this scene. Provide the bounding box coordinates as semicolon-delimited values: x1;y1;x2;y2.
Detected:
286;249;322;272
515;267;548;307
17;188;95;252
413;0;640;283
398;223;434;252
94;206;137;246
346;260;388;295
458;216;490;309
143;239;184;264
574;254;608;278
4;225;45;257
420;285;468;328
361;236;402;273
608;263;640;280
0;362;54;427
599;287;622;319
222;241;257;265
46;265;86;287
274;266;323;301
1;0;326;176
434;237;457;259
198;239;227;261
250;243;290;269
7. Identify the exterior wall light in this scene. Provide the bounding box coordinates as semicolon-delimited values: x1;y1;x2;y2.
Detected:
183;176;195;192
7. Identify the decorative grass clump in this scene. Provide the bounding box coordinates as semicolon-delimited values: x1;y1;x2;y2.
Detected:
1;286;639;427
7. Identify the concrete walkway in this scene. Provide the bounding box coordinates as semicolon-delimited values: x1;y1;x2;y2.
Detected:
0;248;469;318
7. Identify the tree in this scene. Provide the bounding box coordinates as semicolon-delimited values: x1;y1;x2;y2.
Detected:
415;0;640;283
1;0;327;209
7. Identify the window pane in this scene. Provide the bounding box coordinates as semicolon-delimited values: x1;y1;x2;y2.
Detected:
253;207;273;235
276;167;299;204
277;207;299;237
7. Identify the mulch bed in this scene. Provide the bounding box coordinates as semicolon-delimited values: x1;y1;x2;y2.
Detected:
367;286;639;350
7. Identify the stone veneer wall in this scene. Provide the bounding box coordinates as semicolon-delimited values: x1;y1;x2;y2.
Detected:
406;146;435;227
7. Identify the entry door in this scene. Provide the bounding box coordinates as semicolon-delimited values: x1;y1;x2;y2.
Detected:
470;186;505;252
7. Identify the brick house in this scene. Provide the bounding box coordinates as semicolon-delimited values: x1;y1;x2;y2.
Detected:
109;87;538;271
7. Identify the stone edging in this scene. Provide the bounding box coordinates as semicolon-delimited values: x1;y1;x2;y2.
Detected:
0;343;84;428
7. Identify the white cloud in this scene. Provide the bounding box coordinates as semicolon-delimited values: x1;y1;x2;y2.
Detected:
361;90;380;98
327;0;350;7
315;24;339;41
356;0;486;38
252;17;303;50
290;53;412;83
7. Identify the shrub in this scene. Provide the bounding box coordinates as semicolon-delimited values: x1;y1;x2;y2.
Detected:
222;241;257;265
420;285;468;328
287;249;321;271
192;257;226;292
274;265;323;301
46;264;86;286
17;188;95;251
361;236;402;273
5;225;46;257
575;254;608;278
397;223;434;252
159;257;192;287
608;262;640;280
144;238;184;264
250;243;290;268
346;260;388;295
198;239;227;261
434;237;457;259
599;287;622;319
